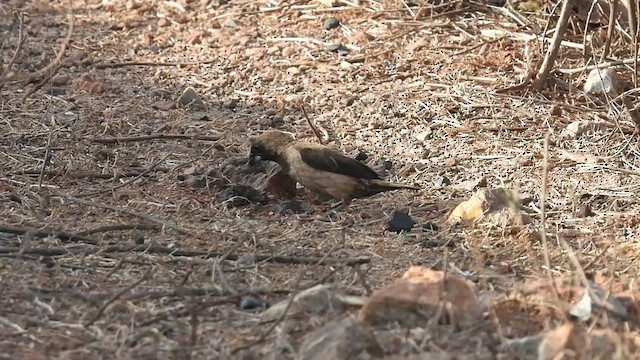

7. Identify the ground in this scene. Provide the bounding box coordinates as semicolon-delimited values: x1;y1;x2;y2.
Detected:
1;0;640;358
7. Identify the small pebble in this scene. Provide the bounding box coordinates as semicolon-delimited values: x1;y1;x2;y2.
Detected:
323;17;340;30
223;98;238;109
276;200;306;215
387;210;415;234
240;296;268;311
350;149;368;161
133;232;145;244
433;175;451;187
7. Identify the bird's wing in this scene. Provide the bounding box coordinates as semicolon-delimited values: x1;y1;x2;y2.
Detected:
297;146;381;180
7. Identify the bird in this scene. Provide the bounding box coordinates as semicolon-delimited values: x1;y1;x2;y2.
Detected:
248;130;421;206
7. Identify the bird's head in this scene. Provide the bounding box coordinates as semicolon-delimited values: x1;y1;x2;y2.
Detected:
249;131;296;166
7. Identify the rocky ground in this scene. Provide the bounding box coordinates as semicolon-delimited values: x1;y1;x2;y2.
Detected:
1;0;640;358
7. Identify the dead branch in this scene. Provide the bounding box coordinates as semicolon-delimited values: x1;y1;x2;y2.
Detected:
0;11;27;92
0;224;100;245
74;223;162;236
0;244;372;266
24;0;74;86
300;104;324;145
94;60;219;69
91;133;222;144
17;168;169;179
533;0;574;90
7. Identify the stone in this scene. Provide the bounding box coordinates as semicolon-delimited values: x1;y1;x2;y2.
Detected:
387;210;415;233
359;266;481;327
323;17;340;30
260;284;346;322
177;86;206;110
298;316;383;360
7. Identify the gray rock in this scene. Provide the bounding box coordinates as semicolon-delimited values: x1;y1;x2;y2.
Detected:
298;316;383;360
323;17;340;30
178;86;206;110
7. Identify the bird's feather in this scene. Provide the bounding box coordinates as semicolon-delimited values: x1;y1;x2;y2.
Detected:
298;147;381;180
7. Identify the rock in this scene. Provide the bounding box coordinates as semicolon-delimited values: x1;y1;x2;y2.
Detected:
455;176;487;191
236;254;256;267
414;129;432;142
157;17;170;27
223;98;238;109
324;43;349;56
573;204;595;218
51;74;70;86
387;210;415;233
569;281;627;321
448;188;531;227
260;284;346;322
323;17;340;30
177;87;206;110
298;316;383;360
561;120;609;140
240;296;268;311
275;200;307;215
359;266;481;327
584;68;619;96
433;175;451;187
350;149;368;161
217;185;268;208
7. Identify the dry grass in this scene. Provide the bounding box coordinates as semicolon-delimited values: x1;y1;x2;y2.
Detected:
1;0;640;358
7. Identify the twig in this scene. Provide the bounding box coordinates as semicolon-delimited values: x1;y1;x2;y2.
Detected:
17;169;169;179
300;104;324;144
85;266;154;327
532;0;574;90
540;133;560;302
94;60;219;69
0;224;99;245
22;64;62;102
24;0;74;86
55;195;195;235
74;223;162;236
0;244;371;266
91;133;222;144
73;154;171;197
37;129;54;192
0;11;27;92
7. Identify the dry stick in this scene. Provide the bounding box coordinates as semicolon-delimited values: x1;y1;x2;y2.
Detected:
94;60;219;69
23;0;73;93
18;169;169;179
300;104;324;144
0;11;26;92
37;130;54;192
532;0;574;90
540;133;560;302
91;133;222;144
22;64;62;102
0;224;99;245
73;154;171;197
56;195;195;235
0;244;371;266
85;266;154;327
75;223;162;236
600;0;618;63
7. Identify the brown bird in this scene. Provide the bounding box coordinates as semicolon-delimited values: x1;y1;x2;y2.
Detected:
249;131;421;206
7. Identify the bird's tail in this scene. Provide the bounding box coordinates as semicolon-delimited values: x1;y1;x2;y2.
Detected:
367;179;421;193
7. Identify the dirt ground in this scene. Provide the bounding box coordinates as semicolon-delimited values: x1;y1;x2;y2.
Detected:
2;0;640;358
